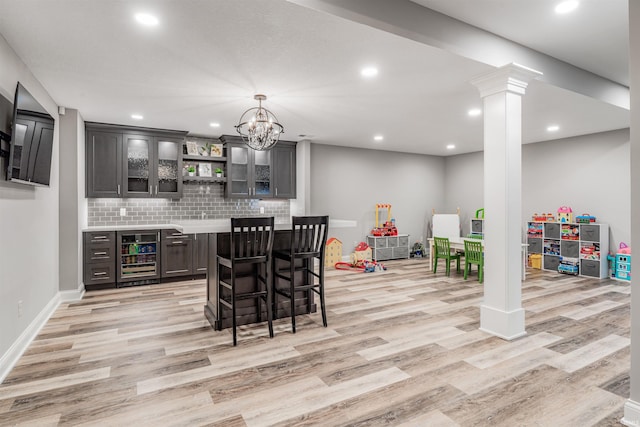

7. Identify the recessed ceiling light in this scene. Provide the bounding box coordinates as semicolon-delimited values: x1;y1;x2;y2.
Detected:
131;114;143;120
468;108;482;117
446;144;455;150
135;13;159;26
373;135;384;141
361;67;379;78
209;122;220;128
547;125;560;132
555;1;579;14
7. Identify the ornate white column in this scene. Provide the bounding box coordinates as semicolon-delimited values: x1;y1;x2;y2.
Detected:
471;63;542;340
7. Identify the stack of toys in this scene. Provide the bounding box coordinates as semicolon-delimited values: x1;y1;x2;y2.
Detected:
371;203;398;236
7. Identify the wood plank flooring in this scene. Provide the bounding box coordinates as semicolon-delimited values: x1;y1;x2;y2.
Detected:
0;259;630;426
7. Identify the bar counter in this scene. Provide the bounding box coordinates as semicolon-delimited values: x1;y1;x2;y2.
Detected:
176;219;356;330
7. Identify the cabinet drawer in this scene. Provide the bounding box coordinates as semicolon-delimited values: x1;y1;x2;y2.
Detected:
84;262;116;284
560;240;579;258
580;259;601;277
161;229;194;240
580;225;600;242
372;247;393;261
86;244;116;263
84;231;115;244
527;238;542;254
393;246;410;259
543;255;560;271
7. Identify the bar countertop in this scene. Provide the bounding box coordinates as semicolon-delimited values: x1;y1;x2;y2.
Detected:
82;218;357;234
175;218;357;234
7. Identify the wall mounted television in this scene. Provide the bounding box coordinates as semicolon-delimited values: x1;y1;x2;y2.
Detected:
7;82;55;187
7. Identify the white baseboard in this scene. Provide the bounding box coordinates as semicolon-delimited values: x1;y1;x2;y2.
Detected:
622;399;640;426
60;283;85;302
0;284;85;384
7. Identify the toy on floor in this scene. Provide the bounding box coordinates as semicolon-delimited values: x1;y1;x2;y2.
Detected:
411;241;426;258
335;259;387;272
558;257;579;275
618;242;631;254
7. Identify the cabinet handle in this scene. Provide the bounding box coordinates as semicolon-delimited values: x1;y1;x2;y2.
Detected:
166;269;189;273
149;187;152;195
94;272;107;276
172;241;183;244
94;251;107;255
117;184;121;195
275;188;278;196
155;185;158;195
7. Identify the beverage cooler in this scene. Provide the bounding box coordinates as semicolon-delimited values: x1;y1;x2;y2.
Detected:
117;230;160;286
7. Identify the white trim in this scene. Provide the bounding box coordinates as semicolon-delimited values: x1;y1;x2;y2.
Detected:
60;283;85;302
622;399;640;426
479;305;527;340
0;293;61;383
0;285;84;383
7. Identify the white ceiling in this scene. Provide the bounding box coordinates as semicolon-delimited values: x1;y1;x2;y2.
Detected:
0;0;630;156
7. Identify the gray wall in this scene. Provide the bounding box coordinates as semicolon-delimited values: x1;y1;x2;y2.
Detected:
444;129;630;252
59;109;84;292
310;143;445;255
0;34;60;364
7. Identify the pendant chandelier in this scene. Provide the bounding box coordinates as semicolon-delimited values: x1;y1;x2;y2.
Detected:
235;94;284;151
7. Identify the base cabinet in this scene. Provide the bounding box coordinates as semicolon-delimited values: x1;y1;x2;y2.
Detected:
83;231;116;287
366;234;410;261
193;233;208;274
161;229;194;278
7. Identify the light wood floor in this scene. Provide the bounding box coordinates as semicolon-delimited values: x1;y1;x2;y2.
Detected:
0;259;630;426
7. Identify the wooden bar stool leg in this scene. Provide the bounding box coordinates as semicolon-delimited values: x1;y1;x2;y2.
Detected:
290;257;296;333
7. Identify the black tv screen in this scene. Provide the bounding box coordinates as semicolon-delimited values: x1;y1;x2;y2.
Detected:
7;82;54;187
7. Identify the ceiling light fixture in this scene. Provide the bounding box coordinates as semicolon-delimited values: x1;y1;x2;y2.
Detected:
235;94;284;151
361;67;379;78
135;13;159;26
131;114;143;120
547;125;560;132
555;1;579;14
468;108;482;117
374;135;384;142
210;122;220;128
446;144;455;150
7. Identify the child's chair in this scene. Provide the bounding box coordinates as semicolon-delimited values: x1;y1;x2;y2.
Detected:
433;237;461;276
463;239;484;283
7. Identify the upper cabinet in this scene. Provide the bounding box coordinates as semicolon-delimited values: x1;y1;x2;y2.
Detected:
272;142;296;199
122;133;183;198
86;130;123;198
86;123;185;199
221;135;296;199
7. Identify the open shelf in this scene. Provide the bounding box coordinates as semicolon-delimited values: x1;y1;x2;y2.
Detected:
183;154;226;162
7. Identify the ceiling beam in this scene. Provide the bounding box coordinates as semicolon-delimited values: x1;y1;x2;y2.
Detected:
287;0;629;110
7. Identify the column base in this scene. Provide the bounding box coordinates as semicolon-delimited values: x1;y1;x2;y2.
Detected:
622;399;640;426
479;304;526;340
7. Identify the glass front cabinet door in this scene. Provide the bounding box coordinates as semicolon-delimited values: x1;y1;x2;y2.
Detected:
227;143;272;198
122;133;182;198
155;137;182;198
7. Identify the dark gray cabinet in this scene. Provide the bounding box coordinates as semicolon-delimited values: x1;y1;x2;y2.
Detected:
193;233;208;275
86;130;122;197
161;229;193;278
86;123;185;199
272;142;296;199
83;231;117;288
221;135;296;199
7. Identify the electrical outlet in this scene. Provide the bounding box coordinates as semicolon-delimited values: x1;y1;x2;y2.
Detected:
260;206;265;214
18;300;23;318
119;207;126;217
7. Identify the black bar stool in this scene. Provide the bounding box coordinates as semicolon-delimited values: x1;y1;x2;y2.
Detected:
216;217;274;346
273;215;329;333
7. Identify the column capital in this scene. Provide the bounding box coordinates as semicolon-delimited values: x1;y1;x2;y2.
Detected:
470;63;543;98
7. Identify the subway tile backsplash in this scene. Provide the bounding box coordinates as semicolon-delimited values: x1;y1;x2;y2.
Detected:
87;183;291;226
